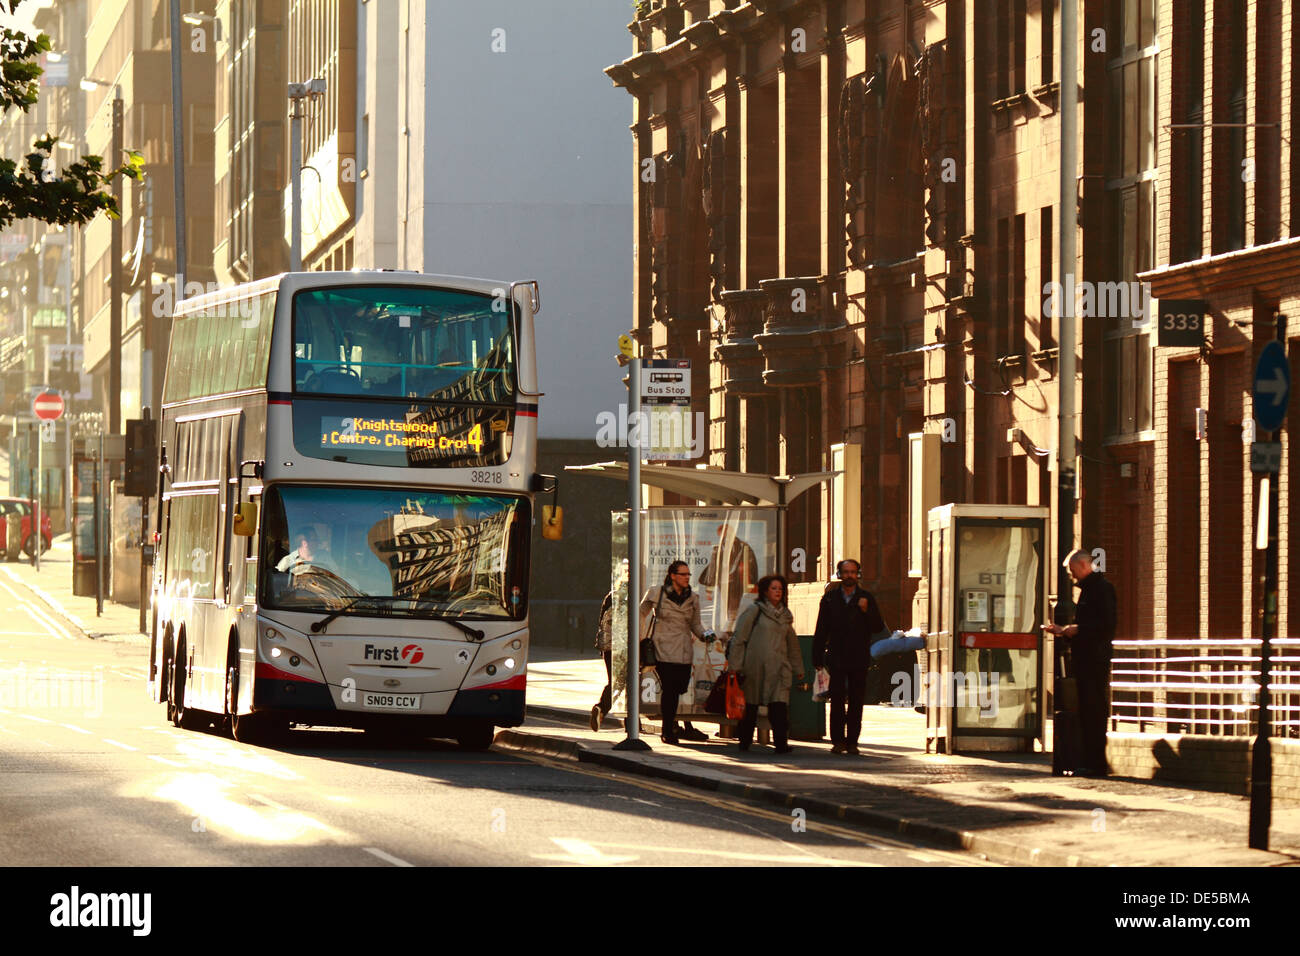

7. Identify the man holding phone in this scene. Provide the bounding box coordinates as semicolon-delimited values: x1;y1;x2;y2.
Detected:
1043;549;1117;777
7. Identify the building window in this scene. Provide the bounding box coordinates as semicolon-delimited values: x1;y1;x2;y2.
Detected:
997;1;1028;98
1041;0;1054;87
996;215;1027;357
1214;0;1247;253
1171;0;1203;263
1105;0;1157;438
1039;205;1054;348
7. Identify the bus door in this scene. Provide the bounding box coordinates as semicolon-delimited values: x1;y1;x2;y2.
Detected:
220;416;237;608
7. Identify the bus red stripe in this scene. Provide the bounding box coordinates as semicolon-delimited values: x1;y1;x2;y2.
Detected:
255;661;321;683
472;674;526;692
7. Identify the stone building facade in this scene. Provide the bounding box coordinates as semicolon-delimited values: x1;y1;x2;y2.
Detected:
608;0;1300;660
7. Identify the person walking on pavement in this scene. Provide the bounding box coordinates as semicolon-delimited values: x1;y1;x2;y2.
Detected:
1043;549;1117;777
812;559;886;755
641;560;712;745
590;590;614;732
728;574;803;754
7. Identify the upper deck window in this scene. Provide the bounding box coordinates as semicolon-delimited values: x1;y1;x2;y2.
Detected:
293;285;515;405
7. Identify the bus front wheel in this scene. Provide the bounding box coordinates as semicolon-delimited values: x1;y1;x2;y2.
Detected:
170;639;205;731
231;712;286;746
456;723;495;751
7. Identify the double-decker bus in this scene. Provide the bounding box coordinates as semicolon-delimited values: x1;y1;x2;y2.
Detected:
147;272;550;749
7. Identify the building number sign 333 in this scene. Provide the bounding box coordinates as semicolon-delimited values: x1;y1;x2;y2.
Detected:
1157;299;1207;348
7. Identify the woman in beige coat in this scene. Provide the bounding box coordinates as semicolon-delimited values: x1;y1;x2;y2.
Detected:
727;574;804;754
640;560;711;744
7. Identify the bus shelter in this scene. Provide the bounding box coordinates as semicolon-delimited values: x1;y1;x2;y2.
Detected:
566;464;834;722
923;504;1049;754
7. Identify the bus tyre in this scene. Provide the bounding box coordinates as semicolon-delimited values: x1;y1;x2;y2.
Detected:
170;640;205;731
162;637;176;720
456;723;495;751
231;712;285;746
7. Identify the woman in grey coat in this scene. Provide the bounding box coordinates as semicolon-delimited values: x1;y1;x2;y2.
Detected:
640;560;711;744
727;574;804;754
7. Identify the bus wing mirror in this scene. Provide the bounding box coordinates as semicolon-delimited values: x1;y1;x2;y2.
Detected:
541;505;563;541
233;502;258;537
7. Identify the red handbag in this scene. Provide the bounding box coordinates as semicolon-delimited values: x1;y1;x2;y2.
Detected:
724;671;746;720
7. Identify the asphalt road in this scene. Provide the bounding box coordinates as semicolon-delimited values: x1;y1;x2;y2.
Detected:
0;578;994;867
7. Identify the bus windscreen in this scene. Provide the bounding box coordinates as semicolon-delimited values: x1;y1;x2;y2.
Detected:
260;485;529;620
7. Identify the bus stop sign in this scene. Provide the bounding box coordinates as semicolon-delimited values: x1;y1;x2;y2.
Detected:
1253;341;1291;432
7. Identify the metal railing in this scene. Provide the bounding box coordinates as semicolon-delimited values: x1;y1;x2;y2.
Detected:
1109;638;1300;737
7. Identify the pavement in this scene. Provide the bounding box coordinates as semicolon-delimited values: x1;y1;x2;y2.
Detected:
8;539;1300;868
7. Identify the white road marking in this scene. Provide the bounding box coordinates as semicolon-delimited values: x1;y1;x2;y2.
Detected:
512;750;997;867
102;739;138;751
248;793;291;811
0;576;74;641
571;841;879;866
60;723;92;735
533;837;639;866
363;847;414;867
147;755;184;767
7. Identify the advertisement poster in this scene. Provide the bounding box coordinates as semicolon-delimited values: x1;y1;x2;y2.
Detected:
609;507;778;718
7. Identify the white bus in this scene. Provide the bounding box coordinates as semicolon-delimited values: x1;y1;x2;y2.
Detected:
147;272;550;749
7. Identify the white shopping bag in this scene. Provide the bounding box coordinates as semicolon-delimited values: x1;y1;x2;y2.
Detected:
812;666;831;703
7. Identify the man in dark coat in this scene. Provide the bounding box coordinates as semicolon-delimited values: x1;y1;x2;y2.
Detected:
812;559;886;755
1044;549;1118;776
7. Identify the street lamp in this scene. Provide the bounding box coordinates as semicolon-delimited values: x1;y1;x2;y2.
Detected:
181;12;222;42
79;76;117;94
78;78;124;435
287;78;327;272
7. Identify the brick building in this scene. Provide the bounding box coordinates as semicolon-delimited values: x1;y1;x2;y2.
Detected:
608;0;1300;781
609;0;1297;636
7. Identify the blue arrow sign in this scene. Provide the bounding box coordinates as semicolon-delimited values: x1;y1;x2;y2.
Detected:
1254;341;1291;432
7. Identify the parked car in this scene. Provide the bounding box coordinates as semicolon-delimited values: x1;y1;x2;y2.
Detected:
0;497;54;559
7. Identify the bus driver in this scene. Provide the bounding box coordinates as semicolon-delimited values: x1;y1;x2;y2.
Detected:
276;526;333;574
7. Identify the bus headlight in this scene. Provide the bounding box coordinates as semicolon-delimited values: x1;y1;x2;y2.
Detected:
486;664;497;676
504;658;516;670
271;647;282;658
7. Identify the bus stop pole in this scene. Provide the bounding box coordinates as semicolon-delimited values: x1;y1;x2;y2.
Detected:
35;422;42;573
94;431;103;617
139;408;151;635
615;354;651;751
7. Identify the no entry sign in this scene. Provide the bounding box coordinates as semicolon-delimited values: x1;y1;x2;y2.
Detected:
32;390;64;421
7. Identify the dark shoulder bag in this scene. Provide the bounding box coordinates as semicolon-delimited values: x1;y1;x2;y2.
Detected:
639;588;665;667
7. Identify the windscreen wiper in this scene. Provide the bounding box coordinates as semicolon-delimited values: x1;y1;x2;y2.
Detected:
310;595;386;633
427;615;485;642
